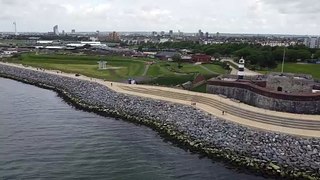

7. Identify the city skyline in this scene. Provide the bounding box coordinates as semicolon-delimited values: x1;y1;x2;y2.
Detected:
0;0;320;35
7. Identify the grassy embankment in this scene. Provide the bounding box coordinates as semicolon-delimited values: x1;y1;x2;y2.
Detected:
258;63;320;79
146;61;225;86
8;54;226;86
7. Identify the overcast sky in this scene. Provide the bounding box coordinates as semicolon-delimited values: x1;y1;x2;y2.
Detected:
0;0;319;35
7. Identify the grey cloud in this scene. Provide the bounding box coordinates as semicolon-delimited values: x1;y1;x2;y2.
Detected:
261;0;320;14
0;0;319;35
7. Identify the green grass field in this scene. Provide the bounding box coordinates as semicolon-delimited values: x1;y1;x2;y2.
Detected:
147;62;225;77
0;39;29;46
259;63;320;79
145;62;225;86
13;54;148;81
9;53;226;85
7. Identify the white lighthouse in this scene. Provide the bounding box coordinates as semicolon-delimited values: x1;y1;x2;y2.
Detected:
238;57;245;79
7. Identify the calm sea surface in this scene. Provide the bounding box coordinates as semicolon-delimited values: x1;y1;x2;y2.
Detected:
0;77;269;180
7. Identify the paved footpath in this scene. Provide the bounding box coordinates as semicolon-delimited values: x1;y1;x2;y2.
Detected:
1;62;320;137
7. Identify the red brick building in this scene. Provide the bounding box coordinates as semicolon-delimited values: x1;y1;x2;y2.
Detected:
191;54;211;63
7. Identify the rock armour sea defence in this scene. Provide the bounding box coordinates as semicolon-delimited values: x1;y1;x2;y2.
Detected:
0;64;319;179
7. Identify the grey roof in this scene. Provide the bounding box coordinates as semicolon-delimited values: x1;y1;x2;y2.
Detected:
155;51;178;58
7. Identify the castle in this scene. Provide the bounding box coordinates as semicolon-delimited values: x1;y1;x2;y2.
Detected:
207;58;320;114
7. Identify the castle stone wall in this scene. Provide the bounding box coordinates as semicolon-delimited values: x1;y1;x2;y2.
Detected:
207;81;320;114
266;73;314;94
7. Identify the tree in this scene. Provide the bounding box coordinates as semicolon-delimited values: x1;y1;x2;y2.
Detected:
247;51;262;65
259;51;277;68
286;49;299;62
296;49;312;60
172;54;183;68
272;47;285;61
213;53;221;60
314;50;320;59
233;47;253;59
205;47;218;55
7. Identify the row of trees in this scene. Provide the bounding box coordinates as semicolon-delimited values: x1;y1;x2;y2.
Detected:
138;41;320;69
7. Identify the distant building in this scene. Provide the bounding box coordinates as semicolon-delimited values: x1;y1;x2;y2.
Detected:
53;25;59;36
198;30;204;38
191;54;211;63
151;31;157;36
155;51;179;61
304;37;319;48
160;31;165;36
310;38;318;48
80;41;102;46
107;31;120;42
205;32;209;39
66;41;102;48
13;22;18;36
159;38;170;43
181;55;192;62
37;40;54;44
71;29;76;34
3;50;18;55
89;37;99;41
169;30;173;37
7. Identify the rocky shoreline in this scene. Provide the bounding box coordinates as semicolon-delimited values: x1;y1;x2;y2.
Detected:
0;63;319;179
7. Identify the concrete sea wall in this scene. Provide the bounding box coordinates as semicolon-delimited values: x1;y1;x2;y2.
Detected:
207;80;320;115
0;64;320;179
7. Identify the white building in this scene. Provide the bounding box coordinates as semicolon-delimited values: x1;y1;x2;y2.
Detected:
89;37;99;41
44;46;64;50
81;41;101;45
3;50;18;55
304;37;319;48
66;41;106;48
37;40;54;44
159;38;170;43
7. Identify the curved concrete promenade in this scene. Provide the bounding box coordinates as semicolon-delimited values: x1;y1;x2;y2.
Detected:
0;62;319;137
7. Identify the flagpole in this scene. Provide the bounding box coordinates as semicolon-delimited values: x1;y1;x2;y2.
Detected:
281;47;286;73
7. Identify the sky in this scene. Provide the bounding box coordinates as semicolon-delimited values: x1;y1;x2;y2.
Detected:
0;0;319;35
